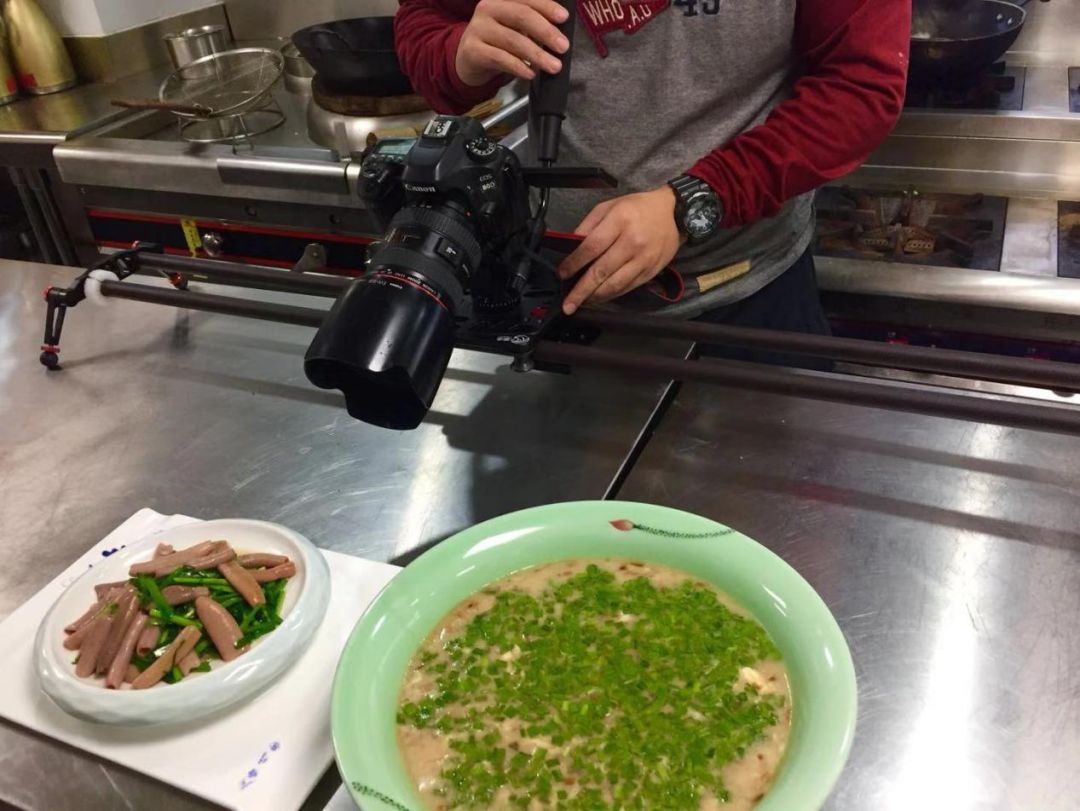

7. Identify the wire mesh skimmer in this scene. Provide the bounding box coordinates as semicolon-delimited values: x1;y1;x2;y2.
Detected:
113;48;286;144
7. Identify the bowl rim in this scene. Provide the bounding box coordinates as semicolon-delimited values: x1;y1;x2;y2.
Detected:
35;518;331;726
331;500;857;811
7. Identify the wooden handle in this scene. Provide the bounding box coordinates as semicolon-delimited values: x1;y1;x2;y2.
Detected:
112;98;212;116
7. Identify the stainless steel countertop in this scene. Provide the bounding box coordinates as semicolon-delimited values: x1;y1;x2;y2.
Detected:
0;65;171;142
0;260;681;810
618;378;1080;810
4;257;1080;809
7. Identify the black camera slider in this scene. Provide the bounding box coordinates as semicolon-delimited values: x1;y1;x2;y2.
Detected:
521;166;617;190
37;250;1080;437
37;246;598;375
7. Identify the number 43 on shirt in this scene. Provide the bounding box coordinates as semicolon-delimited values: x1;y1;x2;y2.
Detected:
674;0;722;15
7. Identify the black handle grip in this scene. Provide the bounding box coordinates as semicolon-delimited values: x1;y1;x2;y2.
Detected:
530;0;576;165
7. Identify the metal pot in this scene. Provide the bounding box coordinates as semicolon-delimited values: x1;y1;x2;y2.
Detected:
164;24;232;77
281;42;315;96
291;17;413;97
909;0;1027;87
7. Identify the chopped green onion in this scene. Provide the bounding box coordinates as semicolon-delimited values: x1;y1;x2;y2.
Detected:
397;562;786;808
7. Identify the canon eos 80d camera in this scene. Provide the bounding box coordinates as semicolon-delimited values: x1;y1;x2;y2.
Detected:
304;114;610;430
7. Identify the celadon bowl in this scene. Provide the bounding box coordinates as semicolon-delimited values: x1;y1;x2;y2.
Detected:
332;501;856;811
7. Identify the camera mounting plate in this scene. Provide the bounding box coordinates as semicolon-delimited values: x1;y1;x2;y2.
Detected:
521;166;618;190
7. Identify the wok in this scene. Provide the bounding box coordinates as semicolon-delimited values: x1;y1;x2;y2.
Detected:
909;0;1027;87
291;16;413;97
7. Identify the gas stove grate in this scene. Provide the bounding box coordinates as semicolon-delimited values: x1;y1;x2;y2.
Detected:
815;188;1008;272
905;63;1026;112
1059;201;1080;279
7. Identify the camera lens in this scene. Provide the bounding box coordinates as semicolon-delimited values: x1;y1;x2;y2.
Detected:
304;204;482;430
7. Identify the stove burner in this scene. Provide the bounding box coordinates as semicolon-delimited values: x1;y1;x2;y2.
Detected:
905;63;1026;112
311;75;431;117
1069;68;1080;115
815;188;1008;271
1058;201;1080;279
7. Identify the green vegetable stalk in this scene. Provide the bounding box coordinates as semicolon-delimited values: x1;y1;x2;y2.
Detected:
126;562;288;682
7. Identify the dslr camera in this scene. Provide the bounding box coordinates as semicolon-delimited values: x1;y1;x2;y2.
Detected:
305;115;574;430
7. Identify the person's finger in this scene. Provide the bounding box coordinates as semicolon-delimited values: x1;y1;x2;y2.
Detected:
574;199;617;237
488;3;569;59
480;20;562;74
470;41;536;81
557;218;619;280
590;258;655;303
509;0;571;27
562;239;638;315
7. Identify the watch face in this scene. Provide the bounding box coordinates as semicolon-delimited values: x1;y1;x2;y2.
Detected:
686;197;719;239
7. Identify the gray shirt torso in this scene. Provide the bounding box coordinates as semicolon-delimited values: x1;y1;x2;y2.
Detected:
529;1;814;316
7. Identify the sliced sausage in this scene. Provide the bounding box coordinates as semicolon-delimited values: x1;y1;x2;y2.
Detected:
250;561;297;583
178;651;202;677
64;622;91;650
154;543;175;558
218;560;265;607
131;626;200;689
125;664;139;684
93;581;129;601
160;585;210;606
75;615;111;678
65;597;105;634
174;627;201;663
96;588;139;676
136;624;161;655
237;553;289;569
194;596;248;662
66;586;124;653
187;542;237;571
129;541;215;577
106;612;148;689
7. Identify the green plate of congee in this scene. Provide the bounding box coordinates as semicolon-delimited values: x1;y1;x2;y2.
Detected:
332;502;856;811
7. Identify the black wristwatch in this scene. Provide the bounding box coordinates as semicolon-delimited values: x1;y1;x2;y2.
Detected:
668;175;722;245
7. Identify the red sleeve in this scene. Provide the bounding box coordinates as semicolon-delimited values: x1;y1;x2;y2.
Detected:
395;0;511;114
687;0;910;228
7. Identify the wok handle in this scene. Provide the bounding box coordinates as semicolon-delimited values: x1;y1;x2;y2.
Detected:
112;98;213;117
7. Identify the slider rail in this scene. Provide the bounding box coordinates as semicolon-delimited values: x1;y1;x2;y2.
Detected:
41;253;1080;436
138;254;349;298
137;255;1080;397
532;342;1080;438
573;309;1080;395
98;281;327;328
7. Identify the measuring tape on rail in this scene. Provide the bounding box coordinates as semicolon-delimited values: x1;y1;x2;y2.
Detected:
180;218;201;256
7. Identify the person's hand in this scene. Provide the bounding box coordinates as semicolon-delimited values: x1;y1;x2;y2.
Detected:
455;0;570;87
557;187;684;315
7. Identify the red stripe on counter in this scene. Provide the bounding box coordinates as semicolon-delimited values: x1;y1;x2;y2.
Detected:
87;209;377;246
95;240;365;277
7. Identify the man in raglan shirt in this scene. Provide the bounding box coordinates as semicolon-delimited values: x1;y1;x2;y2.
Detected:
394;0;910;348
